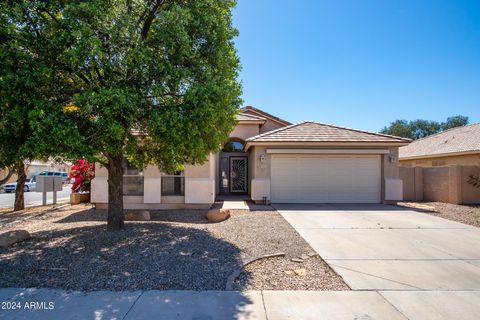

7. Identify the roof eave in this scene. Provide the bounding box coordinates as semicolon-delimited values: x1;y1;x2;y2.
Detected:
399;150;480;161
237;120;266;125
245;140;410;151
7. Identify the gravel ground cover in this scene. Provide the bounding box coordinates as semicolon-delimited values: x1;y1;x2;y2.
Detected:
0;204;66;227
234;256;349;291
400;202;480;227
0;206;348;291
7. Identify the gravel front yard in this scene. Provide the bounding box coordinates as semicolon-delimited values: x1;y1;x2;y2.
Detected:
401;202;480;227
0;204;63;227
0;205;348;291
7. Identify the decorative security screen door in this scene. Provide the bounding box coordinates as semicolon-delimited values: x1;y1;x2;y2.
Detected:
229;157;248;193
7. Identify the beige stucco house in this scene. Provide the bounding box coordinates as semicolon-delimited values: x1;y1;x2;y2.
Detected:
399;123;480;204
91;106;410;209
399;123;480;167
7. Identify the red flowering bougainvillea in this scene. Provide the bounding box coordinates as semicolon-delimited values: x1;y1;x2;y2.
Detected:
68;159;95;192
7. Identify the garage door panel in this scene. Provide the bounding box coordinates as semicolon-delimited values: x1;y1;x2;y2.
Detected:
271;155;381;203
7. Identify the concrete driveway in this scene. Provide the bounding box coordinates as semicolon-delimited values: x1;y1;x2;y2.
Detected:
274;203;480;290
275;204;480;290
274;204;480;319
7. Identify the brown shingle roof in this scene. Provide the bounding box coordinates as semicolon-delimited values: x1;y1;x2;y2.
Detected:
246;121;411;143
236;112;266;122
399;123;480;159
240;106;291;126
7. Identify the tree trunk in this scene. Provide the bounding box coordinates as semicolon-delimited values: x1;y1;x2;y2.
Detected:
107;153;124;230
0;166;15;185
14;160;26;211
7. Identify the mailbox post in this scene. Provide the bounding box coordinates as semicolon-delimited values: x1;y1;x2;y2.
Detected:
36;176;63;205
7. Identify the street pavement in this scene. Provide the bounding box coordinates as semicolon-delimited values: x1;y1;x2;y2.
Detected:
0;187;71;209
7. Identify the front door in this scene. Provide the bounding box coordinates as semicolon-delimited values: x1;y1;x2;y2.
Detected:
229;156;248;193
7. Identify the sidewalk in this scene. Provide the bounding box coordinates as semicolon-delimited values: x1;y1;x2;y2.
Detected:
2;288;479;319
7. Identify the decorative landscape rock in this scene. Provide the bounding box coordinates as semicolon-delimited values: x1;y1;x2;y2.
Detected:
294;268;307;276
125;210;151;221
0;230;31;247
206;208;230;223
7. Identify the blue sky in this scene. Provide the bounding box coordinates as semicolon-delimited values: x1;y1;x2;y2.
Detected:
233;0;480;132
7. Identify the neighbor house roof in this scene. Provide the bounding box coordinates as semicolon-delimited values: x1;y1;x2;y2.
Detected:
245;121;411;148
236;112;266;122
240;106;291;126
399;123;480;160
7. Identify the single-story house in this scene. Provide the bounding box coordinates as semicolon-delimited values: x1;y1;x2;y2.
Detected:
399;123;480;167
399;123;480;204
91;107;410;209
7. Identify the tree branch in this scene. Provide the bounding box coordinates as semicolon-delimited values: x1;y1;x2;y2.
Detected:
40;9;60;24
0;167;15;185
93;63;104;85
140;0;166;40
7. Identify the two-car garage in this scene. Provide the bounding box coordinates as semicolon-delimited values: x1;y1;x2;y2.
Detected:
270;154;382;203
245;121;410;204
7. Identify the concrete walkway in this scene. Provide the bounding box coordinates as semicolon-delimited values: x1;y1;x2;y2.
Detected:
2;288;480;319
221;200;250;210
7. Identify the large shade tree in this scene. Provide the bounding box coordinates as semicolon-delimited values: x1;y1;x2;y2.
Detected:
0;4;79;211
3;0;242;228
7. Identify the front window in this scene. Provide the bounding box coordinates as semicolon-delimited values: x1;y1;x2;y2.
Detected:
123;160;144;196
222;141;244;152
162;171;184;196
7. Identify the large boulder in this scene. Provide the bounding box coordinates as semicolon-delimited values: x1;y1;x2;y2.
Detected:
206;208;230;223
0;230;31;247
125;210;151;221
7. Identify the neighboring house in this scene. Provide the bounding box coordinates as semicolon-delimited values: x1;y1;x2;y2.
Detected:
399;123;480;167
27;160;70;177
91;107;410;209
0;160;70;186
399;123;480;204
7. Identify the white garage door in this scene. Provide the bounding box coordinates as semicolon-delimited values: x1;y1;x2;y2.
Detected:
271;155;381;203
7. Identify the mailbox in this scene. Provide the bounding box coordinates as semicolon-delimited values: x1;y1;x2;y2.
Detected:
36;176;63;192
36;176;63;205
53;176;63;192
36;176;54;192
